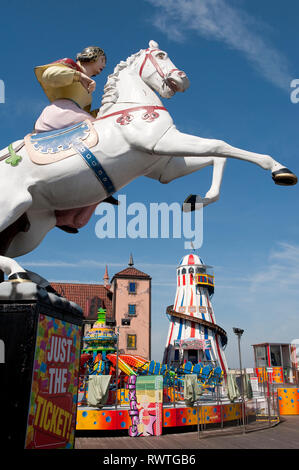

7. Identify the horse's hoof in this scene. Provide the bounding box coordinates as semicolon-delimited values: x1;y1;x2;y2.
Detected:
182;194;203;212
182;195;196;212
272;168;298;186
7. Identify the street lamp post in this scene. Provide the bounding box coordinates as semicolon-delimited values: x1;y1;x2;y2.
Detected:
233;327;245;432
115;326;120;410
114;318;131;410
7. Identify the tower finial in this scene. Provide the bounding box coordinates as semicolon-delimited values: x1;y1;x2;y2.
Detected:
128;253;134;266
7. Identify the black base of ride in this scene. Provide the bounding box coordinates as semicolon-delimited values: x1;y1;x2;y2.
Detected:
0;281;83;449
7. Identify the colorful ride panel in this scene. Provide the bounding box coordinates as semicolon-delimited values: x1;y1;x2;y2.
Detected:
76;402;242;431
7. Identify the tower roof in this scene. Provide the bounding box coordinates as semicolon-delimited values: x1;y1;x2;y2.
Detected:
103;265;110;286
103;265;109;280
128;253;134;266
178;253;206;267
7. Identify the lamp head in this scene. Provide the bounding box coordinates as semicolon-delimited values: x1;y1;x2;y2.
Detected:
233;327;244;336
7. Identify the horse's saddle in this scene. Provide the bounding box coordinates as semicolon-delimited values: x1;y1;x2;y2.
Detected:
24;119;98;164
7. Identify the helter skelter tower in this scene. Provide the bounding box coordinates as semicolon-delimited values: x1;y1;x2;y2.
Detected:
163;253;228;375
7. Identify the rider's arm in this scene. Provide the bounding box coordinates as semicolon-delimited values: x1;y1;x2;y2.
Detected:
41;65;80;88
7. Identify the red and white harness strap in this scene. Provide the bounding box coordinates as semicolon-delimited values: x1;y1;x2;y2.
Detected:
139;48;181;80
95;105;167;126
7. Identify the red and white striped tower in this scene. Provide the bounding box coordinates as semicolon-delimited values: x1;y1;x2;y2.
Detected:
163;253;228;374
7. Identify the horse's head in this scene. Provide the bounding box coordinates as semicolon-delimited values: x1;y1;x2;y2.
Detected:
138;40;190;98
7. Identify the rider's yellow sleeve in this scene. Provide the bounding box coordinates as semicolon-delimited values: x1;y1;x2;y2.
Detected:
41;65;77;88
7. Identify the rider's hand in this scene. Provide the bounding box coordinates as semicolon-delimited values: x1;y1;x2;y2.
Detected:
78;72;96;93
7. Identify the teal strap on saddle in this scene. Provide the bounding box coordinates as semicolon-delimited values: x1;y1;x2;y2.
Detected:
30;121;115;196
72;141;115;196
6;143;22;166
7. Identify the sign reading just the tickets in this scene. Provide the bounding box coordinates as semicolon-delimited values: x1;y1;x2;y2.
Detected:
25;314;81;449
174;338;211;350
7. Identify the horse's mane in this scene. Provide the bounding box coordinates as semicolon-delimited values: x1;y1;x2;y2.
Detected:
99;49;144;116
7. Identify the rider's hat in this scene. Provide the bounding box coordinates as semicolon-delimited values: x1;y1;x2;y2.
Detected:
76;46;106;63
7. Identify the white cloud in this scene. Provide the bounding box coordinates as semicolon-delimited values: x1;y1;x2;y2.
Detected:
0;97;47;119
147;0;292;90
250;242;299;294
213;241;299;367
22;259;125;269
21;258;176;270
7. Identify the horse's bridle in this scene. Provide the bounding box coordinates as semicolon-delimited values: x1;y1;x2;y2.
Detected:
139;48;180;81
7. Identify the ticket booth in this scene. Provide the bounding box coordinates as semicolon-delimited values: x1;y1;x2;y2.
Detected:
252;342;297;384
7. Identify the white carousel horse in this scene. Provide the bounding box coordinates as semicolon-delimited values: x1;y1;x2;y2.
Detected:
0;40;297;259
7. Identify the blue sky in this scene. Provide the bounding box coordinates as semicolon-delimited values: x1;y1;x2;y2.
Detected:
1;0;299;367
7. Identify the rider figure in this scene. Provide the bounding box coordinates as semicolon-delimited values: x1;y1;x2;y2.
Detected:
34;46;106;132
34;47;118;233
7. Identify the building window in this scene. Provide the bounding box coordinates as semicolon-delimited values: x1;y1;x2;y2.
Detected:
127;334;137;349
189;267;194;273
270;345;282;367
255;346;267;367
174;350;180;361
129;282;136;293
181;268;186;274
128;304;136;316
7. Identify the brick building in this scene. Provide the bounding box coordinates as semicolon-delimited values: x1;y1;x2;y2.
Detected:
51;255;151;360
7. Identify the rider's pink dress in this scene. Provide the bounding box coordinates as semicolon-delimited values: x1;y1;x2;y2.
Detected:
34;98;95;133
35;99;99;229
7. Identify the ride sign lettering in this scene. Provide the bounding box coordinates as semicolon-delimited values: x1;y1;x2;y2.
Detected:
25;314;81;449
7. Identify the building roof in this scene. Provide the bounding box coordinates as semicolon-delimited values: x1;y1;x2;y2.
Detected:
50;282;113;320
111;266;151;281
252;343;291;347
50;257;150;320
